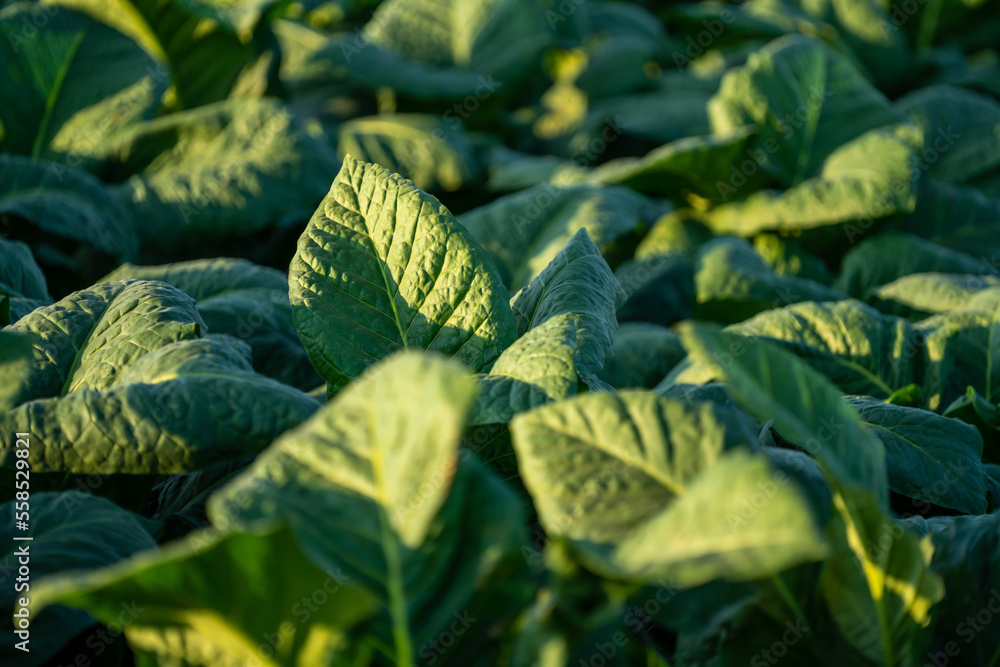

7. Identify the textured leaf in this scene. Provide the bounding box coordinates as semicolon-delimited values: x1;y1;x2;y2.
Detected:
693;236;846;324
102;259;321;390
470;314;579;425
677;322;889;502
0;336;320;474
511;390;825;586
3;283;316;473
670;300;919;399
337;114;480;192
0;492;157;666
511;228;626;375
31;523;374;667
678;324;939;664
847;397;987;514
289;156;516;392
819;490;944;666
110;98;340;252
458;183;648;291
8;280;203;402
0;3;157;161
210;352;529;663
703;124;921;238
709;34;907;186
916;300;1000;410
729;300;918;398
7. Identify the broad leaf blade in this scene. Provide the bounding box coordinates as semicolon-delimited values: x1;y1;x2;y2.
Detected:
30;524;374;667
511;228;626;376
289;156;516;392
677;322;889;503
210;352;529;661
848;397;987;514
511;391;823;586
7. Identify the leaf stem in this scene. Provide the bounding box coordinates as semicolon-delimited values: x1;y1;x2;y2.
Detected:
770;574;807;627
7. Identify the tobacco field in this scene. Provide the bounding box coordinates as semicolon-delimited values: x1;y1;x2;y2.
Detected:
2;0;1000;665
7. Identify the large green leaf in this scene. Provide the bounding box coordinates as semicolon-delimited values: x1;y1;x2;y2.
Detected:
458;183;648;292
587;127;768;200
337;114;480;193
916;300;1000;411
31;523;374;667
107;98;340;252
210;352;529;665
675;326;940;665
470;313;579;425
510;390;826;586
677;322;889;502
361;0;552;84
819;490;943;666
918;514;1000;667
103;259;321;390
2;282;318;473
292;28;492;102
703;124;921;239
47;0;274;109
510;228;626;376
289;156;516;393
7;280;203;402
0;492;157;666
708;34;907;186
728;300;919;398
896;83;1000;186
780;0;914;89
868;274;1000;320
889;180;1000;261
836;233;985;298
847;397;987;514
0;3;159;161
670;300;919;399
693;236;846;324
1;335;320;474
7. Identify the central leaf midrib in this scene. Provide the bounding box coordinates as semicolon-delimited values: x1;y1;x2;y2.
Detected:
31;29;88;160
523;252;591;331
351;172;410;349
58;297;120;398
368;403;413;665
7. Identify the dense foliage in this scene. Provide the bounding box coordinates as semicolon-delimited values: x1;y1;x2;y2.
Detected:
2;0;1000;665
